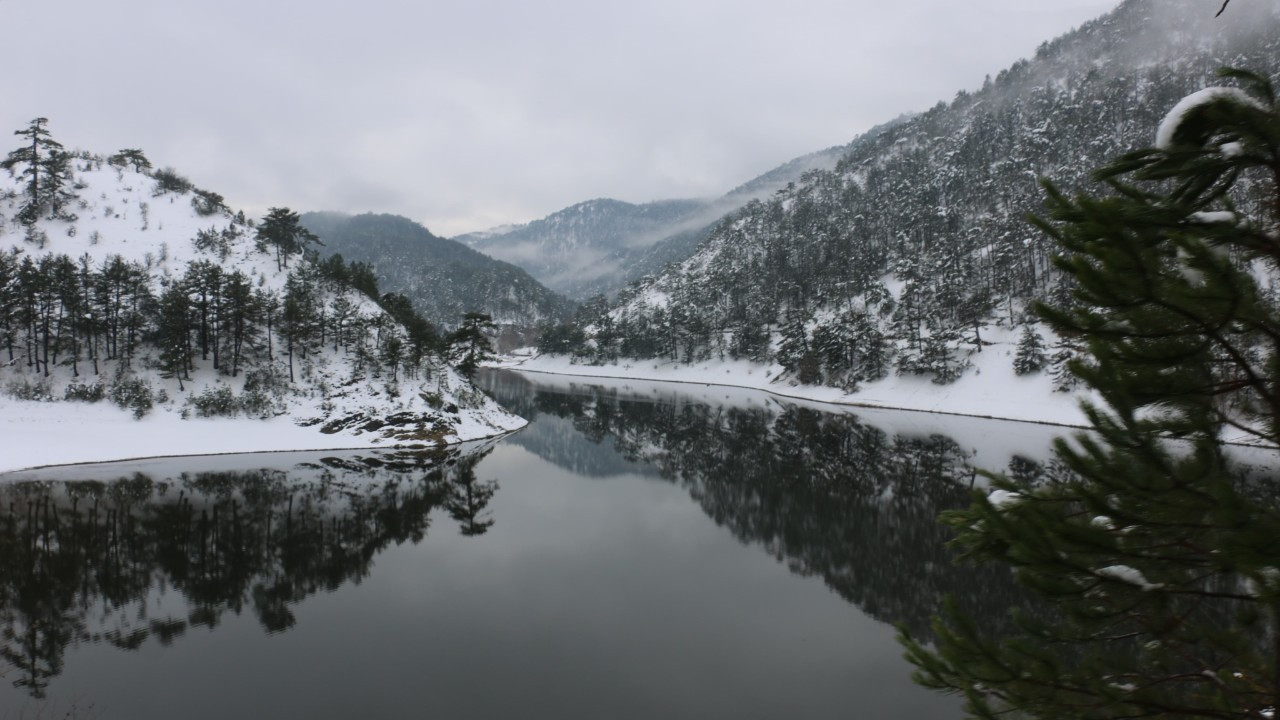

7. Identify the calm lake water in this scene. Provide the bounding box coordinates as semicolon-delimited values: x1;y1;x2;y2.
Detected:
0;369;1067;719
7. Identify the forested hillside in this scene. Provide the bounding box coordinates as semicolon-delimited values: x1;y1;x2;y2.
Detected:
459;144;848;300
299;211;572;344
0;122;523;454
551;0;1280;395
460;197;712;300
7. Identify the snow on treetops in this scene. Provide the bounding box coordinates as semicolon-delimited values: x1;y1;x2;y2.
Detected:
1154;86;1267;150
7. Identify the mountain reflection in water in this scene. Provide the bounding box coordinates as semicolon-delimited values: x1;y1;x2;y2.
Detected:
478;370;1041;638
0;370;1070;718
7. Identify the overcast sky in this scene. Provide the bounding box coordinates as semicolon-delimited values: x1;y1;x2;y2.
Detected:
3;0;1120;237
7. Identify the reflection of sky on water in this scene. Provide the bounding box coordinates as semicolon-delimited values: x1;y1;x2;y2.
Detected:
0;372;1044;718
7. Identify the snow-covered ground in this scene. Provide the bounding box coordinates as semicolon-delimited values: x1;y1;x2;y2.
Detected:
496;347;1278;467
0;440;501;482
500;368;1074;470
495;334;1100;429
0;152;527;476
0;393;525;475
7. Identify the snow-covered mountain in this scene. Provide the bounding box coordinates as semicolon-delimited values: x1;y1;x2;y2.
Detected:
457;144;850;300
0;142;524;472
299;211;572;342
539;0;1280;417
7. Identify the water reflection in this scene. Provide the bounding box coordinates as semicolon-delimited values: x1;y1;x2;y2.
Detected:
479;370;1046;639
0;445;496;698
0;371;1070;716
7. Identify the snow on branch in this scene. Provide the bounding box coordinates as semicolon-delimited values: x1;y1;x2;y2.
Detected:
1155;87;1265;150
1096;565;1163;591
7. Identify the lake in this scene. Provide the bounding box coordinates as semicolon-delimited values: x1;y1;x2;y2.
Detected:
0;369;1069;719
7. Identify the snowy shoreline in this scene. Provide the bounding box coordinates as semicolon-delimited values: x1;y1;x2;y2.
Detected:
0;397;526;476
506;363;1089;430
493;356;1279;465
0;437;509;482
493;347;1099;430
0;155;531;478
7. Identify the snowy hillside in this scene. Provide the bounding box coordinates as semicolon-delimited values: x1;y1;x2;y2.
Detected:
0;139;525;473
503;317;1101;429
458;143;848;300
547;0;1280;417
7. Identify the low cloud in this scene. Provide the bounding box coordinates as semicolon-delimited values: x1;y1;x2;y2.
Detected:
1;0;1119;235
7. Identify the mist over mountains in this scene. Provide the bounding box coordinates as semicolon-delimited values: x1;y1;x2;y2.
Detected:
457;143;853;300
546;0;1280;394
299;212;572;336
5;0;1272;435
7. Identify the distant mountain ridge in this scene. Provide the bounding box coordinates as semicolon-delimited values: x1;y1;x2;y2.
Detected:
299;211;572;338
549;0;1280;397
457;142;853;300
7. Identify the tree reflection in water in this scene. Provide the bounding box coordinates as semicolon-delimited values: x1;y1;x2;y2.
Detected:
1;371;1075;703
0;445;497;698
478;370;1055;644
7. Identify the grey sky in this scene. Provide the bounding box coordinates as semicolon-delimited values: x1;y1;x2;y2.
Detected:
3;0;1119;237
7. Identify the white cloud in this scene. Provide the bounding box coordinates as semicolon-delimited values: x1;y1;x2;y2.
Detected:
1;0;1119;237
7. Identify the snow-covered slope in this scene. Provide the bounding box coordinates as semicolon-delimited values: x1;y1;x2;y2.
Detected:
458;143;849;300
0;148;525;473
500;318;1100;430
555;0;1280;411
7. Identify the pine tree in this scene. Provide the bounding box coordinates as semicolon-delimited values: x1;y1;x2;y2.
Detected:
777;317;819;384
813;311;889;391
155;281;193;391
901;69;1280;719
255;207;320;272
1;118;76;226
329;295;357;352
0;250;18;365
921;327;967;385
39;148;76;220
1046;337;1081;391
379;332;404;382
48;254;84;378
184;261;224;368
852;317;890;384
1012;325;1047;375
537;320;587;355
377;291;439;360
730;317;770;363
107;148;151;173
280;271;318;383
220;271;257;378
448;312;496;380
